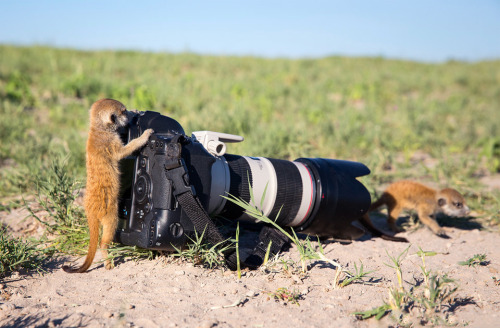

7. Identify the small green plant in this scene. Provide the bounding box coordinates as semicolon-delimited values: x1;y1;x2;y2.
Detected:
340;261;376;288
0;228;52;277
171;228;232;268
384;245;411;291
354;303;391;320
416;247;437;287
355;246;461;325
273;257;296;275
458;254;488;267
418;274;458;312
268;287;302;306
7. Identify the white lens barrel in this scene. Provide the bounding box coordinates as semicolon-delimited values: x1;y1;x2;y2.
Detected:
208;155;317;227
241;157;278;219
288;161;316;226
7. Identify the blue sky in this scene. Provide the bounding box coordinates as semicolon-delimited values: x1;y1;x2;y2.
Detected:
1;1;499;62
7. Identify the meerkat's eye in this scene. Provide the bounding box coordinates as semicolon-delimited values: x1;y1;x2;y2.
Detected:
110;114;117;124
454;202;463;208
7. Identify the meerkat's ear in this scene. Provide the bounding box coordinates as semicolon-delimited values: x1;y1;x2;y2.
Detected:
438;198;447;207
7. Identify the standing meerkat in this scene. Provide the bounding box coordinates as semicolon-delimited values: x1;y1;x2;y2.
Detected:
63;99;153;273
360;180;470;239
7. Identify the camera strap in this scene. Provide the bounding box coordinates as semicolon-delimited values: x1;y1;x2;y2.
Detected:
164;136;228;248
164;136;290;271
226;225;290;270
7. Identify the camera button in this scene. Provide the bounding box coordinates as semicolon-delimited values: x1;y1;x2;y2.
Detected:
169;223;184;238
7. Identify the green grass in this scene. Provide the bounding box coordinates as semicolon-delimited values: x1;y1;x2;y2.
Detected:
1;44;499;276
1;45;499;222
0;228;52;277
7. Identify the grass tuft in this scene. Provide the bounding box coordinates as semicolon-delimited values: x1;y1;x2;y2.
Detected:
458;254;489;267
171;228;232;269
24;157;88;255
268;287;302;306
355;246;462;325
0;228;52;277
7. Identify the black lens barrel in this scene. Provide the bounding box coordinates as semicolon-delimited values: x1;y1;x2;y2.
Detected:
294;158;371;237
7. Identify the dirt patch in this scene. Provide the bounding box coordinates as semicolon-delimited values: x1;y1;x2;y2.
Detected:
1;212;499;327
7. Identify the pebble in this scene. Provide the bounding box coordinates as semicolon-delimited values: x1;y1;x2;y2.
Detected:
0;284;5;290
175;270;185;276
103;311;113;318
245;290;257;297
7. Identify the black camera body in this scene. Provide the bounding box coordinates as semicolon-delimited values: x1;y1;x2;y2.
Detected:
117;110;372;251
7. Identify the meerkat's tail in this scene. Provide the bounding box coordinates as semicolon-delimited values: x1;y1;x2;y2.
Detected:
358;214;409;243
62;220;100;273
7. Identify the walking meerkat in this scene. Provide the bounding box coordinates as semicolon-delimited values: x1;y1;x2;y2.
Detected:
361;180;470;239
63;99;153;273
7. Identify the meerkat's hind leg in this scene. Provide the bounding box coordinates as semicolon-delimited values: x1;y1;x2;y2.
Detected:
100;214;119;270
387;204;404;233
358;214;409;242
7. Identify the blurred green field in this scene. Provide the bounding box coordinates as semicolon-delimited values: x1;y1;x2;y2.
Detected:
1;45;499;224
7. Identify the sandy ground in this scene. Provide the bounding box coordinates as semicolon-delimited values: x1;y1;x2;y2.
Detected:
1;196;500;327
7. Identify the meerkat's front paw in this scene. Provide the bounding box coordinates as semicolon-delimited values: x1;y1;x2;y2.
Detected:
138;129;154;144
435;228;450;239
142;128;154;138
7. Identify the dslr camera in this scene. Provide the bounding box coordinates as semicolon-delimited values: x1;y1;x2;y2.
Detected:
116;110;371;252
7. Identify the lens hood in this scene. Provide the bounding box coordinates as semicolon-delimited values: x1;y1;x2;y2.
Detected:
294;158;371;239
